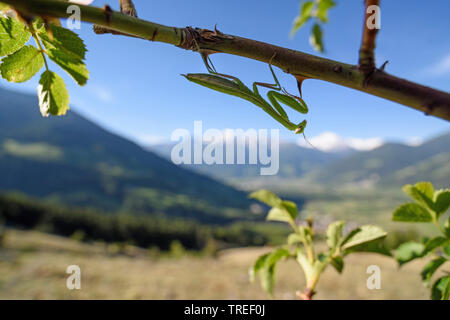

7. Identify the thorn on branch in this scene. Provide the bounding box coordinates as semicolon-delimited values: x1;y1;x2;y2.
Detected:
379;60;389;72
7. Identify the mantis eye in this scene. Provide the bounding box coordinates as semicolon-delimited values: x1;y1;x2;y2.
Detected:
294;126;304;134
294;120;307;134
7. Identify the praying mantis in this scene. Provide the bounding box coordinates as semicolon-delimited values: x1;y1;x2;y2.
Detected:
182;53;310;136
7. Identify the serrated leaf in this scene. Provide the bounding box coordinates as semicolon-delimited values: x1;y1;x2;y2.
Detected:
249;189;282;208
0;45;44;82
395;241;425;266
39;25;87;60
434;189;450;217
45;47;89;85
392;203;433;222
326;220;345;251
316;0;335;22
421;257;446;285
38;70;69;117
341;225;387;250
291;1;315;35
310;23;324;52
431;276;450;300
39;25;88;86
330;256;344;273
0;17;31;57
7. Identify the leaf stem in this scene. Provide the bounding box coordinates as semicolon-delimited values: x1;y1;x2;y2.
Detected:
29;24;48;72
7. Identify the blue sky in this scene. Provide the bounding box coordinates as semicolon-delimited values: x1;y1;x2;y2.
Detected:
1;0;449;148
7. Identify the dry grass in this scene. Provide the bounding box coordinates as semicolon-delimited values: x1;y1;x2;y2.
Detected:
0;229;432;300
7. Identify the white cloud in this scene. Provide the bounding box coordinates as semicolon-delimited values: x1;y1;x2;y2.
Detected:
87;85;114;103
405;136;423;147
138;134;169;146
422;54;450;77
297;132;384;152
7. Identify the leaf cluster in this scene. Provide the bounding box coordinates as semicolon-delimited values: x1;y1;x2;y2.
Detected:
0;13;88;117
392;182;450;300
248;189;388;298
291;0;336;52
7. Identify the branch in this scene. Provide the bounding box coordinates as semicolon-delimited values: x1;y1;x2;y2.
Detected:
4;0;450;121
359;0;380;76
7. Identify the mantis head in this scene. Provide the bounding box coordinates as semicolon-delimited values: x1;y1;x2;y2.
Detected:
294;120;307;134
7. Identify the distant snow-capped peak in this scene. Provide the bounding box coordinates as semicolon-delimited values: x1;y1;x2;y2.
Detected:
297;132;384;152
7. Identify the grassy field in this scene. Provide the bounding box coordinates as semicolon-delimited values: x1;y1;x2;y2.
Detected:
0;229;434;300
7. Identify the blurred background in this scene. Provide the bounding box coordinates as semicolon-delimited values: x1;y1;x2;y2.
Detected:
0;0;449;299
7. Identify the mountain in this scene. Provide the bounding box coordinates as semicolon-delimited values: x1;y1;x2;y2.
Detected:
308;133;450;189
149;141;345;181
150;133;450;189
0;86;256;224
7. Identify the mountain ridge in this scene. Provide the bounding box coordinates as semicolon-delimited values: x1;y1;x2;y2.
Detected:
0;86;256;224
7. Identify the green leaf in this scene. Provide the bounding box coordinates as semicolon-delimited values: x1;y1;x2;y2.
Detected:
445;218;450;238
267;207;292;223
39;25;89;86
249;253;270;282
316;0;336;22
266;201;298;224
421;257;446;285
443;244;450;257
260;263;276;297
249;189;282;208
0;45;44;82
423;237;448;255
392;203;433;222
287;232;304;245
0;17;31;57
343;239;392;257
341;225;387;250
431;276;450;300
309;23;324;52
434;189;450;217
280;200;298;220
326;220;345;251
287;226;311;245
265;248;290;267
39;25;87;60
330;256;344;273
402;182;435;211
291;1;315;35
395;241;425;266
38;70;70;117
258;248;290;296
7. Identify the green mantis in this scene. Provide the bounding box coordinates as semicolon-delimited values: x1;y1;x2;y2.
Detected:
182;54;309;135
